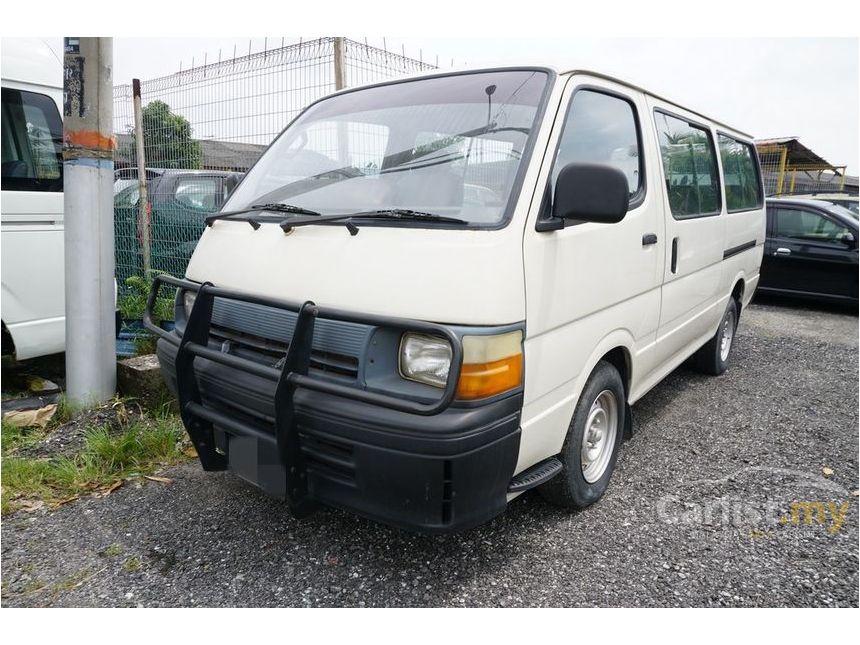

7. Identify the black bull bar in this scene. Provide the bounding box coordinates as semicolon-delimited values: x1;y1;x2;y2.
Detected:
143;274;464;517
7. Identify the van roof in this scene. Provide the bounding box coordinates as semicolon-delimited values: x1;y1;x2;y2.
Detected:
1;38;62;90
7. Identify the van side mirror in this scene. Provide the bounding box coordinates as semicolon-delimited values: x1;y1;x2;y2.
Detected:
551;163;630;226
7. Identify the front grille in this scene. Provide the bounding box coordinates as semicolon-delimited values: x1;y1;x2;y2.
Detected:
209;324;359;379
206;297;372;381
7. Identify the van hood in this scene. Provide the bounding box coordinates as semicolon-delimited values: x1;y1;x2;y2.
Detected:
184;221;525;326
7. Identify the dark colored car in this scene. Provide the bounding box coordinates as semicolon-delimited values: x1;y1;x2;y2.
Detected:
759;198;858;304
114;168;243;283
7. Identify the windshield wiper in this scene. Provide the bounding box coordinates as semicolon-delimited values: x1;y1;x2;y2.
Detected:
206;203;321;229
279;209;468;236
348;209;469;225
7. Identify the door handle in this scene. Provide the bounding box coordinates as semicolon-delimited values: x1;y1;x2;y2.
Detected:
671;237;679;273
642;233;658;246
774;247;791;256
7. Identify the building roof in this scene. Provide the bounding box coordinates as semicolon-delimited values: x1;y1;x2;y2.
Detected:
755;137;836;170
197;138;267;171
115;133;266;171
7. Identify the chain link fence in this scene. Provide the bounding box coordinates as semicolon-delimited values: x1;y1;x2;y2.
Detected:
112;37;437;293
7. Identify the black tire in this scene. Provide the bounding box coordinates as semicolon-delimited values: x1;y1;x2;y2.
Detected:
693;298;739;376
539;360;625;509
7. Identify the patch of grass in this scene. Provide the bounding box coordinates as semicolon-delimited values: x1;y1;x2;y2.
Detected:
22;580;49;595
1;418;48;453
122;556;142;572
51;395;76;427
117;275;175;357
1;413;188;514
118;276;174;323
102;544;124;558
0;394;78;456
132;334;158;356
54;567;95;592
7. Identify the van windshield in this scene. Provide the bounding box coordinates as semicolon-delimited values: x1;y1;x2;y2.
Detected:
223;70;549;228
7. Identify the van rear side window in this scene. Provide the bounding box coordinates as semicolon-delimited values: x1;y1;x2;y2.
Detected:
1;88;63;192
655;111;721;219
718;134;763;212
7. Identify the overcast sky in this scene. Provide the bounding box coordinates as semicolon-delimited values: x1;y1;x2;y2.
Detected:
41;36;860;174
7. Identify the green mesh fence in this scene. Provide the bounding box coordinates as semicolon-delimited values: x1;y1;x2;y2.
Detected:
112;37;437;301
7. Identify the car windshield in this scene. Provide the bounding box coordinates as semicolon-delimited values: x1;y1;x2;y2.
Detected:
827;203;858;220
223;70;549;227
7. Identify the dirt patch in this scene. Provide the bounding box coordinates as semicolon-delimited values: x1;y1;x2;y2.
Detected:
16;402;149;460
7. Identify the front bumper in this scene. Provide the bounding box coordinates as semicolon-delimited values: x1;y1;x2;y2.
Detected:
147;276;522;534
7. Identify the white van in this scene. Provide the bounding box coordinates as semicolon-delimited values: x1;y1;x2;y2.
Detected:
145;66;765;533
1;39;66;359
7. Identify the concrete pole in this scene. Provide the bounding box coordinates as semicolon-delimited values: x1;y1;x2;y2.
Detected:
132;79;151;278
62;37;116;405
333;37;349;165
333;37;346;90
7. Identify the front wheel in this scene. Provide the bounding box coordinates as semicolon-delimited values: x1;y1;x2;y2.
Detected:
539;360;625;509
693;298;738;376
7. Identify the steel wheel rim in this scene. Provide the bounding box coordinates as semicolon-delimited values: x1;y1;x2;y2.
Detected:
720;310;735;362
580;389;618;484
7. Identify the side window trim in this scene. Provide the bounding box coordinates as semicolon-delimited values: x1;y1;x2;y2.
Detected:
538;83;647;226
716;130;764;214
653;107;723;220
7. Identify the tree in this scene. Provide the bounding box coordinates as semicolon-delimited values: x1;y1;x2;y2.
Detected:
125;100;202;169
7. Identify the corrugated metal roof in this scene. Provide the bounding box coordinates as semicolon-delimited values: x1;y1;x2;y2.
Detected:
115;133;266;171
754;136;835;169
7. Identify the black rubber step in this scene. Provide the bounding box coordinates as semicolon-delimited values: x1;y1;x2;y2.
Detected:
508;457;563;493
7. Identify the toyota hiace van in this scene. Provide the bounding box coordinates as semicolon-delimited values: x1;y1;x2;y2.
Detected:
145;66;765;533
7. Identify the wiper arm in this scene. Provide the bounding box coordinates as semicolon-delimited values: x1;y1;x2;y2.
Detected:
206;203;322;229
278;209;468;236
348;209;469;225
250;203;322;215
279;213;361;236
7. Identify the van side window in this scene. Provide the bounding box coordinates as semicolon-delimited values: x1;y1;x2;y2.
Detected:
655;112;720;219
718;134;762;212
552;90;643;200
1;88;63;192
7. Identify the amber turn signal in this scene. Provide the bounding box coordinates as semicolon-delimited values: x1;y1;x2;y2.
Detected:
456;352;523;400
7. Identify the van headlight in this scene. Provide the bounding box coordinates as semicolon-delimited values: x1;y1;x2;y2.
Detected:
183;290;197;319
398;330;524;399
399;333;452;388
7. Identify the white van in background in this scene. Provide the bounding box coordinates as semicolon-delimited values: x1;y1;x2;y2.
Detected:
145;66;765;533
1;38;66;360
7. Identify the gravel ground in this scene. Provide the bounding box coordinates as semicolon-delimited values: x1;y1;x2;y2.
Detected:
2;298;857;607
